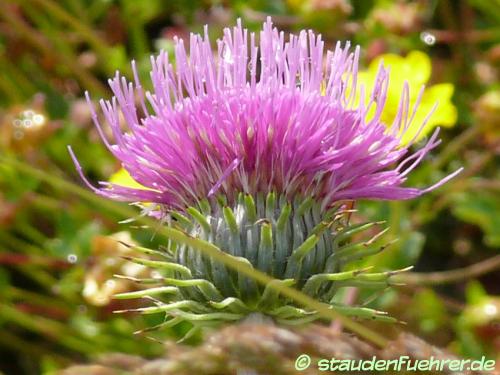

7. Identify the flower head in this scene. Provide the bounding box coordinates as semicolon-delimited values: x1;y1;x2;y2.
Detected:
70;19;458;216
70;19;460;326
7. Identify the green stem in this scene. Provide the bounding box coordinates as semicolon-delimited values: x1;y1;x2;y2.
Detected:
0;70;24;103
5;286;72;313
0;2;106;95
0;330;69;364
0;231;44;255
0;56;36;98
395;255;500;286
432;126;481;171
16;222;49;245
30;193;62;210
0;304;97;354
20;0;110;63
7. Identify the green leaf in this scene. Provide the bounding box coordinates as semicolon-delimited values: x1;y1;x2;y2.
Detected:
412;289;448;333
452;191;500;248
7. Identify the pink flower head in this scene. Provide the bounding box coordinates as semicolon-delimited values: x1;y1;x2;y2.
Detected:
70;18;460;213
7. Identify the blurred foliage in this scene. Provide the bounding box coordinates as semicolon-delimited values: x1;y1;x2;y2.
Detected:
0;0;499;374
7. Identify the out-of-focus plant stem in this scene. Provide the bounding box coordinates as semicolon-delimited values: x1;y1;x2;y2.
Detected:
395;255;500;285
0;71;24;103
428;28;500;43
0;258;59;289
15;222;49;245
20;1;82;63
0;304;98;354
16;0;110;66
0;233;62;289
126;18;149;58
0;231;44;255
15;0;106;91
0;55;37;97
0;2;106;95
409;125;484;190
16;0;132;77
406;122;491;226
386;201;404;254
438;0;469;84
0;330;69;364
0;252;68;269
30;193;62;211
414;151;494;224
5;286;72;313
432;126;483;171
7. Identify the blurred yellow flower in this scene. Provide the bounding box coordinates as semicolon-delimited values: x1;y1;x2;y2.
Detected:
357;51;457;145
109;168;155;206
109;167;145;190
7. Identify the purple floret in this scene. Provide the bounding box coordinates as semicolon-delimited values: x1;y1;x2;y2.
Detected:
69;18;461;213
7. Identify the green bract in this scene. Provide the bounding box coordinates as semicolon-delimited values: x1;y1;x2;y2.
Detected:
114;193;408;332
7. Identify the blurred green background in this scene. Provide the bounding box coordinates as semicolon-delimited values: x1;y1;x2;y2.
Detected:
0;0;498;374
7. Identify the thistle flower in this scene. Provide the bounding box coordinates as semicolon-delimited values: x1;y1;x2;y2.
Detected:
70;18;460;329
